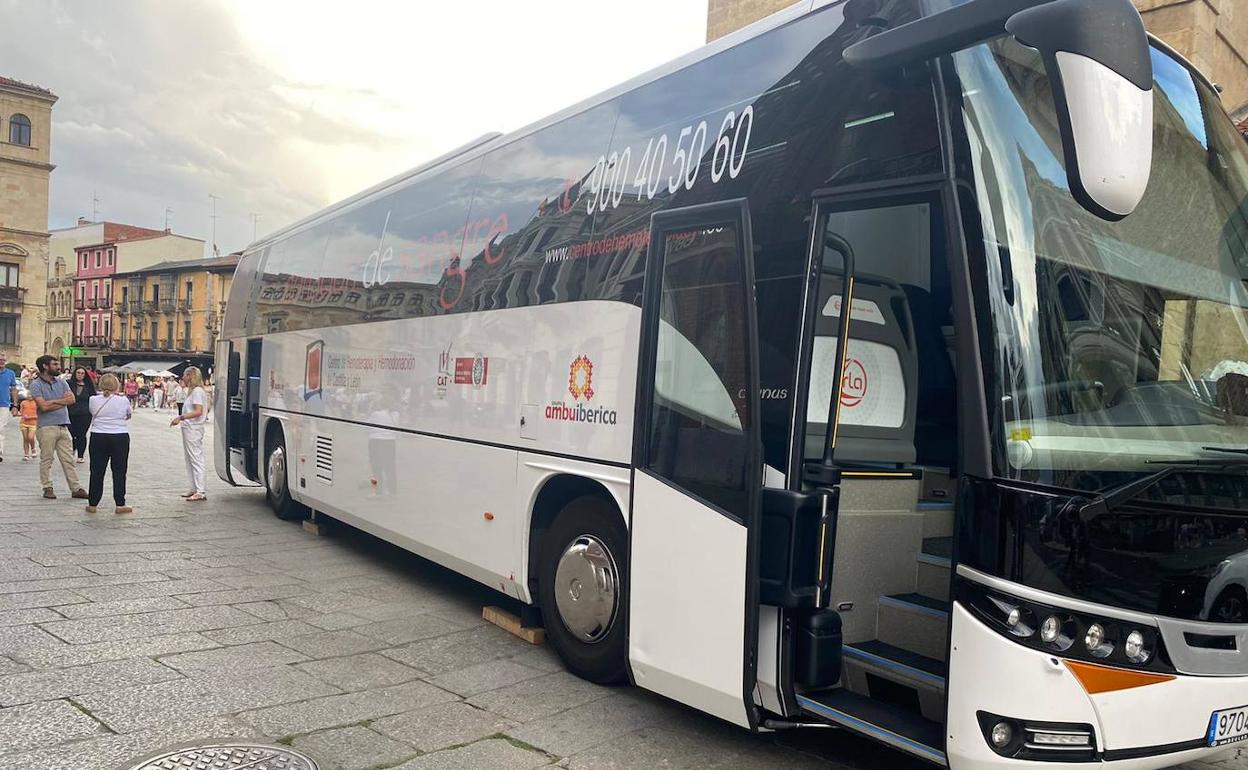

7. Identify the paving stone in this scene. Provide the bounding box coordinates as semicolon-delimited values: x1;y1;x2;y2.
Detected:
0;563;94;582
303;611;372;631
382;626;536;677
291;725;417;770
467;672;611;723
506;690;675;756
19;632;220;670
0;656;29;675
176;583;316;607
282;591;387;615
0;572;168;596
158;641;310;674
40;604;260;643
0;607;64;626
293;653;425;691
73;666;341;733
203;619;323;645
0;656;184;706
0;589;88;611
278;629;388;658
373;701;518;752
0;699;109;753
210;572;309;589
0;715;262;770
51;595;190;618
69;577;229;602
354;613;471;646
239;680;458;737
233;599;318;621
0;624;69;661
389;738;551;770
428;658;548;697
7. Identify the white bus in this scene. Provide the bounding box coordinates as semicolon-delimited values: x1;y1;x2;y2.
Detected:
216;0;1248;766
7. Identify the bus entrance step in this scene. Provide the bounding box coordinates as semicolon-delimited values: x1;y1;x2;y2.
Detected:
796;688;947;766
844;640;946;691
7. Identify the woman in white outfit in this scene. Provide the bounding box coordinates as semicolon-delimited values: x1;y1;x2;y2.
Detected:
170;366;208;501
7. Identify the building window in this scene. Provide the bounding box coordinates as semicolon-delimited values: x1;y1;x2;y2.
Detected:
183;320;191;345
103;317;110;342
107;249;114;266
0;263;17;287
77;318;84;340
103;281;111;303
8;114;31;146
0;315;16;345
166;320;174;346
152;284;160;303
91;280;99;299
150;320;157;342
185;280;193;306
91;317;98;337
95;250;101;268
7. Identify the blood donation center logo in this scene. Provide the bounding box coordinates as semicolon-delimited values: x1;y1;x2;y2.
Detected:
548;355;616;426
840;358;868;408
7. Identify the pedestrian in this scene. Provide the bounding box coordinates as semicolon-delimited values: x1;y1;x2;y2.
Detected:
151;377;164;410
0;350;16;462
67;366;96;463
124;375;138;407
85;374;133;514
171;365;208;501
171;377;187;413
29;355;88;500
137;376;148;408
19;391;38;460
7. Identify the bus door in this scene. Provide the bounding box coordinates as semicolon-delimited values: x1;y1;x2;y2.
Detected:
223;338;263;483
629;200;763;728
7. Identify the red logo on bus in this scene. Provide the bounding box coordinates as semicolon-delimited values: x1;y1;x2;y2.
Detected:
841;358;867;408
568;355;594;401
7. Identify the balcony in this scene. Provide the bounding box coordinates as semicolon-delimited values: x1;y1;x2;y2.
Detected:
177;338;192;351
177;299;190;313
160;339;173;351
74;298;85;310
146;300;159;313
72;336;110;349
129;300;146;315
115;302;129;316
160;299;176;314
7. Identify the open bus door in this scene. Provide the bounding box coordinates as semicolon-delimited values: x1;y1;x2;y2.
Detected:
218;337;262;484
628;201;764;727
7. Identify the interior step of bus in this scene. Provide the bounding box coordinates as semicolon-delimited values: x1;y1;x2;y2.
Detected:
796;688;947;766
917;536;952;602
842;639;946;722
877;593;949;662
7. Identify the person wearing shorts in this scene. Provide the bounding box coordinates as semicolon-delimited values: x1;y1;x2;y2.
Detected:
19;395;38;460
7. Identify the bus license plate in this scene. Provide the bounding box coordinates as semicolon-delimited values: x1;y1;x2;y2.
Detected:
1209;706;1248;747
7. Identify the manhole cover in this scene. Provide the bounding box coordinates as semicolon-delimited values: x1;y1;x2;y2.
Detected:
124;742;319;769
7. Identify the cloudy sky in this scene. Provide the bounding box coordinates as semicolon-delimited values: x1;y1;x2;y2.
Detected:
1;0;709;256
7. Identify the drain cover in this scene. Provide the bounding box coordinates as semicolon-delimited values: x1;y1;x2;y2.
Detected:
124;743;319;769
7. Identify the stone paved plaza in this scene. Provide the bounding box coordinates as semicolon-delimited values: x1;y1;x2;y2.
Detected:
0;408;1244;770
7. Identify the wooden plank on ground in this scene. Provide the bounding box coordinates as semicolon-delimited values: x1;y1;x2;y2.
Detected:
483;605;545;645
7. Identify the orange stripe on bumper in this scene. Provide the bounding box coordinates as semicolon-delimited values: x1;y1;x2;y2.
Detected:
1065;659;1176;694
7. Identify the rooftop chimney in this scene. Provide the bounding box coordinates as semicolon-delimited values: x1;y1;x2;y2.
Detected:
78;217;89;226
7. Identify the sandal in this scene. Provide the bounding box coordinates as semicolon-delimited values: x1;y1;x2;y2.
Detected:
115;506;133;514
180;491;195;498
186;493;208;502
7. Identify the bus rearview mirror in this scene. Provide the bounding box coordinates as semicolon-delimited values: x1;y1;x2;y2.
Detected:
844;0;1154;221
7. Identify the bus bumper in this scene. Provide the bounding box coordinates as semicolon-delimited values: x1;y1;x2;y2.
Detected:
947;601;1246;769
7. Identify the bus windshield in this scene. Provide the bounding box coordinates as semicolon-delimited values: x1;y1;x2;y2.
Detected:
958;39;1248;487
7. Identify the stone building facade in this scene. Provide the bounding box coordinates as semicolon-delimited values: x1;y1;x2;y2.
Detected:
706;0;1248;117
0;76;56;366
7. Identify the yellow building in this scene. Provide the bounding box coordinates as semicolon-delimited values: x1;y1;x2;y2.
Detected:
44;254;72;366
0;75;56;365
706;0;1248;117
109;254;239;371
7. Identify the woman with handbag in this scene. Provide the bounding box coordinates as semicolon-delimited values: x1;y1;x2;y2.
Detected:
86;374;133;514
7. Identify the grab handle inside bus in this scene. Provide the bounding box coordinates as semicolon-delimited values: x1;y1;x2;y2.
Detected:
845;0;1154;222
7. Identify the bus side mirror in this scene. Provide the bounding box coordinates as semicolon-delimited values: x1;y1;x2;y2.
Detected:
228;351;241;398
844;0;1154;221
1005;0;1154;221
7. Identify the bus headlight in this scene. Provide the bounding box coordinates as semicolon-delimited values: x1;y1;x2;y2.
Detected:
1124;629;1150;663
1084;623;1113;658
1040;615;1061;643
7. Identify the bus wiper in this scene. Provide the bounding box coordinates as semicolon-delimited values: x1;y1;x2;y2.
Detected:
1074;458;1248;519
1202;445;1248;456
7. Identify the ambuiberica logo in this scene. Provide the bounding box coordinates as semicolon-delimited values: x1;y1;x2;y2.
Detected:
545;355;618;426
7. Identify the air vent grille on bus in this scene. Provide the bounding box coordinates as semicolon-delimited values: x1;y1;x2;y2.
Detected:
229;396;244;412
315;434;333;484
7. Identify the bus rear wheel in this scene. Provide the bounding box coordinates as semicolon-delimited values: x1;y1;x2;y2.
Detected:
265;430;308;521
537;496;629;685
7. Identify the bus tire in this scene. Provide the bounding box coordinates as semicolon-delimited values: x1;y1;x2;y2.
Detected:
537;496;629;685
265;430;307;521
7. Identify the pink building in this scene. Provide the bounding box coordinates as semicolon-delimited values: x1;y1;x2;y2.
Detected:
70;223;202;352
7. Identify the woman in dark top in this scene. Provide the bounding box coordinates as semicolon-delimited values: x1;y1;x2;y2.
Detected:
68;366;96;462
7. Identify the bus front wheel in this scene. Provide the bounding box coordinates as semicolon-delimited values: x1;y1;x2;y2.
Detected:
265;431;308;521
537;496;629;684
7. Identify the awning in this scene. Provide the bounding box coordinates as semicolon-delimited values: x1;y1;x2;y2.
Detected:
112;360;187;374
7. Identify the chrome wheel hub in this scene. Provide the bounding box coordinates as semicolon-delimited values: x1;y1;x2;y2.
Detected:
554;534;618;643
268;445;286;498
